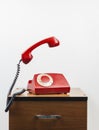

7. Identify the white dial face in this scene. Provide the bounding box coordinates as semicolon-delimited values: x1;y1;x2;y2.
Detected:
37;73;53;87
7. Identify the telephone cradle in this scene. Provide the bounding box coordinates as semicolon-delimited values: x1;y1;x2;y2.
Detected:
27;73;70;94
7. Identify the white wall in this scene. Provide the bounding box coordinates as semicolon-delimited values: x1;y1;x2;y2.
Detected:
0;0;99;130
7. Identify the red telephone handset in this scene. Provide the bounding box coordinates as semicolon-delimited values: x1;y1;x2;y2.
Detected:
21;36;59;64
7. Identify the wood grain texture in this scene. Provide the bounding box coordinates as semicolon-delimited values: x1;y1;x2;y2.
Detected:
9;88;87;130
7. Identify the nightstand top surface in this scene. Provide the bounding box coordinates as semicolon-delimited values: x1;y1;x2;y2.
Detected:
9;88;88;101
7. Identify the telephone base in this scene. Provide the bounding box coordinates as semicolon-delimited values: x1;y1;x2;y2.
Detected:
27;73;70;95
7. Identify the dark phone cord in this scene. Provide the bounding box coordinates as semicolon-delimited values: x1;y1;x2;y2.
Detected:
5;89;26;112
5;59;26;112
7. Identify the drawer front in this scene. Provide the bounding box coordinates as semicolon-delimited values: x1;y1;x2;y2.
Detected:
9;101;87;130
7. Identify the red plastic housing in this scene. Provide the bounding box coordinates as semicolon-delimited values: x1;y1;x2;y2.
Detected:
27;73;70;95
21;37;59;64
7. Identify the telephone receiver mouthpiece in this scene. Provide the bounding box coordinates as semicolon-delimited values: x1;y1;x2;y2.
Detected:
21;36;60;64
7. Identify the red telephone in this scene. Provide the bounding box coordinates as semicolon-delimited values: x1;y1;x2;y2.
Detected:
21;36;70;94
5;36;70;112
27;73;70;94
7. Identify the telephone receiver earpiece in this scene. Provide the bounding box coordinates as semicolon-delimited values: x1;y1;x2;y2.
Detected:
21;36;60;64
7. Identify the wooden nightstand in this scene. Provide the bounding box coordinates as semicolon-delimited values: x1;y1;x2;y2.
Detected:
9;88;88;130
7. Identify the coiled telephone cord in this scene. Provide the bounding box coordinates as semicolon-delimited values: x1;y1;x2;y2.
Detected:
5;59;26;112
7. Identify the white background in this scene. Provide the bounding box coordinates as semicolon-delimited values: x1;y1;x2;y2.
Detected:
0;0;99;130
